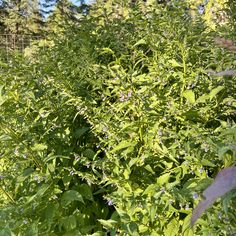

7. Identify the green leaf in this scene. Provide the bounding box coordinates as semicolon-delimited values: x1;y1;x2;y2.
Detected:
74;127;90;139
31;143;47;151
44;155;70;163
182;90;195;104
25;223;38;236
0;226;15;236
139;225;149;233
169;59;182;67
133;39;146;47
98;219;117;228
27;184;50;204
201;159;215;167
150;205;157;223
209;86;224;100
89;232;105;236
196;94;209;103
112;141;135;152
77;184;94;201
142;184;157;196
61;190;84;207
83;149;95;159
144;165;155;174
164;218;179;236
0;85;5;106
156;173;171;186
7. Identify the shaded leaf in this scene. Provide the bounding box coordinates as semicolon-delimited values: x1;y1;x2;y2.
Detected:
61;190;84;207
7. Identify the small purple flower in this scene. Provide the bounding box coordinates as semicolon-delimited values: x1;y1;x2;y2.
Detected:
199;167;204;174
14;149;19;156
34;176;40;183
204;146;209;152
161;187;166;193
0;176;4;180
119;92;125;102
86;163;91;168
158;129;163;136
218;212;222;220
107;199;113;206
102;126;108;132
34;176;39;181
198;5;205;14
192;192;199;200
127;91;132;98
23;220;28;224
169;199;174;205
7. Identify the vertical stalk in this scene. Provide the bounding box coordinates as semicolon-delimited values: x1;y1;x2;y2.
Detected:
0;186;16;204
180;36;187;104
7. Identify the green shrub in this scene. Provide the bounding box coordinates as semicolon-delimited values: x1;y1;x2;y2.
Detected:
0;1;235;235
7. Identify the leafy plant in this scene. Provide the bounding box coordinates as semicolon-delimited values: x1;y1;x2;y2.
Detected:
0;1;235;235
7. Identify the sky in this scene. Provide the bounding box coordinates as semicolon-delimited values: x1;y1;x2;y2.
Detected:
70;0;96;6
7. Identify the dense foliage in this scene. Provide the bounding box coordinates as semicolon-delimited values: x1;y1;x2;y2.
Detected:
0;1;235;235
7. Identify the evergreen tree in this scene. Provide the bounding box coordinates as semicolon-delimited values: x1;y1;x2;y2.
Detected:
0;1;8;33
3;0;44;35
45;0;82;35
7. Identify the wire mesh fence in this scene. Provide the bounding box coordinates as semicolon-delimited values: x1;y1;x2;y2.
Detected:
0;34;44;61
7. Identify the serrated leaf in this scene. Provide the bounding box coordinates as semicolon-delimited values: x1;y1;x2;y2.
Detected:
191;166;236;225
182;90;195;104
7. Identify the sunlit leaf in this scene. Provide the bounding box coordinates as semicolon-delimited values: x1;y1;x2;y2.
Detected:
182;90;195;104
